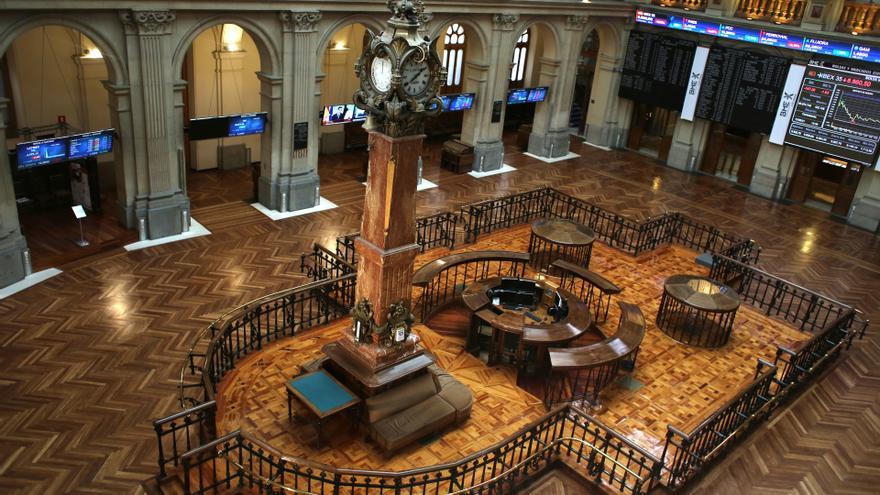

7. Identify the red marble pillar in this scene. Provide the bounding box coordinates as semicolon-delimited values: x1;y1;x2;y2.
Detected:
354;131;424;327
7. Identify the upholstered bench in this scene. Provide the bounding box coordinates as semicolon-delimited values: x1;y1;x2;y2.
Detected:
366;368;473;453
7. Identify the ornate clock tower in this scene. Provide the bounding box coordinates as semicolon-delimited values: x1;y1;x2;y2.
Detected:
323;0;445;390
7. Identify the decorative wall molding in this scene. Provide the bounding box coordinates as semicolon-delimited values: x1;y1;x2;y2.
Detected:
492;14;519;31
280;11;322;33
565;15;590;31
119;10;176;35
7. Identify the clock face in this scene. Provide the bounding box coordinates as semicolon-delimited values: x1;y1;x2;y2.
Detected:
401;58;430;96
371;57;392;93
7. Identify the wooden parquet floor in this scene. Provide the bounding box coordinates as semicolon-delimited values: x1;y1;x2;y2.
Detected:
0;133;878;494
215;320;545;471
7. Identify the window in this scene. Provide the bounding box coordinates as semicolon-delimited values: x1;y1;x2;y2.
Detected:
442;23;466;92
510;29;530;87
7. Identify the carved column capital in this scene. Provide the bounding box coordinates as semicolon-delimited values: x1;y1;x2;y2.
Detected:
119;10;176;35
280;11;322;33
492;14;519;31
565;15;590;31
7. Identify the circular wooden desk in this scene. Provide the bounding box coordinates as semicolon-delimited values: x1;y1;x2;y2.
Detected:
461;276;592;372
655;275;740;348
528;218;596;272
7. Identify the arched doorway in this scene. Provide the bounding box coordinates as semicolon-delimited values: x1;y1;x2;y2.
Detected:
1;24;129;271
569;31;599;136
177;23;268;208
316;20;380;182
504;22;560;155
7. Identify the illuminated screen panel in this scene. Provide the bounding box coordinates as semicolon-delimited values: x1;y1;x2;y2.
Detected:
321;104;364;126
507;88;529;105
695;46;790;133
69;130;114;159
16;137;68;169
526;87;548;103
227;113;266;136
785;60;880;165
618;30;696;111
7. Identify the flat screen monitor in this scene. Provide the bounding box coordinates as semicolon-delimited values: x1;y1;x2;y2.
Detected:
507;88;530;105
441;93;476;111
321;104;367;126
188;116;229;141
69;129;114;159
227;113;266;137
526;87;548;103
16;137;68;169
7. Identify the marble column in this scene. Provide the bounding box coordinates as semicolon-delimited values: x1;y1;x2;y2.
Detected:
103;81;139;228
264;10;322;212
471;13;520;172
584;24;632;149
120;10;190;239
527;15;589;159
849;169;880;232
667;118;711;172
0;98;30;287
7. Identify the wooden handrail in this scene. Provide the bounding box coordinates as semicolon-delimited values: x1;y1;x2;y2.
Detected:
412;250;530;286
153;400;216;427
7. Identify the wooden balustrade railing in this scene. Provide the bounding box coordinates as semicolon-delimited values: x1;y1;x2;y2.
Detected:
553;260;621;324
178;406;661;495
736;0;806;24
839;2;880;35
651;0;708;11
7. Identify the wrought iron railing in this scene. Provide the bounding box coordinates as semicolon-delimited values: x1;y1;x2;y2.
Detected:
179;405;661;495
153;400;217;479
300;243;357;282
178;274;356;407
662;359;780;489
775;310;867;390
413;252;529;322
334;211;459;267
554;262;620;324
709;254;850;333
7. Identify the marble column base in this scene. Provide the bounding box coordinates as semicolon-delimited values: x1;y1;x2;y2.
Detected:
473;140;504;173
748;168;783;200
527;129;571;158
585;123;626;149
135;191;191;240
258;170;320;212
0;233;30;288
848;196;880;232
667;141;699;172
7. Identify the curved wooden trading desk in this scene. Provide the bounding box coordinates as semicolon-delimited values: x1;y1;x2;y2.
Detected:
461;276;592;370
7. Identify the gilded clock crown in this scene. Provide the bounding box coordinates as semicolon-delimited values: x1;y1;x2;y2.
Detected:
387;0;425;25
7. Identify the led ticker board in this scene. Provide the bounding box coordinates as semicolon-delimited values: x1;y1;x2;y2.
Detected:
618;31;697;110
695;47;790;134
785;60;880;165
69;130;113;159
635;9;880;63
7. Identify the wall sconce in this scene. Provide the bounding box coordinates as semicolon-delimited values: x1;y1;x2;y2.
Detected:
221;24;244;52
80;47;103;59
332;40;348;51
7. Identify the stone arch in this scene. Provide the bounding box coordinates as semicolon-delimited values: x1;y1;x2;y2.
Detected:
315;15;385;72
428;17;489;64
171;15;280;79
0;14;126;88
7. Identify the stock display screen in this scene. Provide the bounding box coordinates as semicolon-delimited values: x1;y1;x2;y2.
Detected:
618;30;696;110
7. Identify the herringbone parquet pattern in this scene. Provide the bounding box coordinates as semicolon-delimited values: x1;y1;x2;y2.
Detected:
0;133;877;494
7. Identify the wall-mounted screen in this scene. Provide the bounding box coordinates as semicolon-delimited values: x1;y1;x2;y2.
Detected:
618;31;696;111
695;46;790;133
507;88;529;105
785;59;880;165
69;129;114;159
526;87;548;103
441;93;476;111
16;137;68;169
227;113;267;137
321;104;367;126
189;116;230;141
